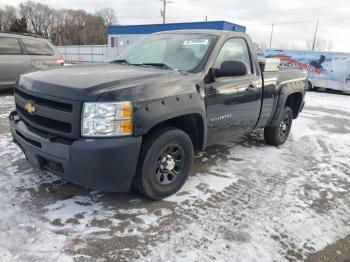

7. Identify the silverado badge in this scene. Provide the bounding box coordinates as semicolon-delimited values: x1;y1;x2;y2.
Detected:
25;103;36;114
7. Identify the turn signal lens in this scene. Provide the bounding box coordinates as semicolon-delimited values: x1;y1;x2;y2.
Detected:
121;103;132;118
121;120;133;134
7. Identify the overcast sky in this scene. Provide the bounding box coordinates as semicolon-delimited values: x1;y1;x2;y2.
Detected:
2;0;350;52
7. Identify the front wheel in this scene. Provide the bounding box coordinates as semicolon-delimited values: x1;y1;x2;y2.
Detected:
133;127;194;200
264;106;293;146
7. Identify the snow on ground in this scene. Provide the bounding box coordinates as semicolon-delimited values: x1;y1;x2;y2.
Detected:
0;91;349;261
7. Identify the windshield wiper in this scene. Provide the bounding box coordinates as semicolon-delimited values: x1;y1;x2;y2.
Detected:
140;62;173;70
113;60;180;71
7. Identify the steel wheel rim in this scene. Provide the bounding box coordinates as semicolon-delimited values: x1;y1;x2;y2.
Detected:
155;144;185;186
279;114;291;139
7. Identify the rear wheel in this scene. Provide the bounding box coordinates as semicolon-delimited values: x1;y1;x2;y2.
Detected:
307;81;313;91
308;81;319;91
264;106;293;146
133;127;194;200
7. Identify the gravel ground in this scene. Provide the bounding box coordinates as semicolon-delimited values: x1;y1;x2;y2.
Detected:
0;90;349;262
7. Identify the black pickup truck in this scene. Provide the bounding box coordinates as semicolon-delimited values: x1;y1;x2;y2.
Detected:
9;30;306;200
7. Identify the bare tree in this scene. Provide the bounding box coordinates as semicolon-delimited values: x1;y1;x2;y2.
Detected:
259;42;268;50
2;2;109;45
306;38;334;51
52;9;106;45
95;7;118;29
0;8;4;31
0;5;17;31
19;1;53;37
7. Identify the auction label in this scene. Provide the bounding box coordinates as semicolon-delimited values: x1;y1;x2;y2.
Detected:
183;39;209;46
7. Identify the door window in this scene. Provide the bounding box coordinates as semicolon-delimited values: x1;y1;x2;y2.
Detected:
215;38;253;73
0;37;22;55
22;38;55;56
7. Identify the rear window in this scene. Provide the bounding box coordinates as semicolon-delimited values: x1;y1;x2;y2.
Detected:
22;38;55;56
0;37;22;55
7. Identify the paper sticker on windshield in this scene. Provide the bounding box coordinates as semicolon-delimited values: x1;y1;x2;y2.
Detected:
183;39;209;46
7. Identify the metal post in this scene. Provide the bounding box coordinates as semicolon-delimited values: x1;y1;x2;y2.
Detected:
59;28;62;46
269;20;274;48
162;0;166;24
312;19;319;51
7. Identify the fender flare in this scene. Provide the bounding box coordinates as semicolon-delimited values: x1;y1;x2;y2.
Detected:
133;93;207;149
269;79;306;127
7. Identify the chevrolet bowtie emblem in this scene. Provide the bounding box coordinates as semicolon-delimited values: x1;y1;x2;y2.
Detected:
25;103;36;114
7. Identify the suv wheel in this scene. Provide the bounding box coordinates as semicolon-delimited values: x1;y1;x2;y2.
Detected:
264;106;293;146
133;127;194;200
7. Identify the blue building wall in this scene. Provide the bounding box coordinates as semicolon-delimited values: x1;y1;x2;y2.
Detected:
108;21;246;35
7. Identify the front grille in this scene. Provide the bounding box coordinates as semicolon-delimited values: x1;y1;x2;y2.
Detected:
16;130;42;148
17;105;72;133
15;86;82;139
15;88;73;112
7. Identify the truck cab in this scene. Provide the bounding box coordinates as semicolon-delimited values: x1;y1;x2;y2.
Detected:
9;30;306;200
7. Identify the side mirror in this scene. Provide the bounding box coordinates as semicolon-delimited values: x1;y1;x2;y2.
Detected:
258;58;266;73
214;60;248;78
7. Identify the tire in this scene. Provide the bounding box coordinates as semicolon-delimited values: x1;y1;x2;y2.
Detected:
133;127;194;200
307;81;319;91
264;106;293;146
307;81;313;91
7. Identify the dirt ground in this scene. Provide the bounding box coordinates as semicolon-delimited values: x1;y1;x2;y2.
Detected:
0;90;349;262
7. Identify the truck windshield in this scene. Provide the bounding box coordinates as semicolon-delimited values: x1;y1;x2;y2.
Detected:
115;33;216;72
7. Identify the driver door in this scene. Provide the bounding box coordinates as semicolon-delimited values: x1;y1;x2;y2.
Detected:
206;38;262;145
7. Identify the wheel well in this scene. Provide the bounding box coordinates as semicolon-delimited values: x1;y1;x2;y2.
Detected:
307;80;313;89
285;93;303;118
145;114;205;151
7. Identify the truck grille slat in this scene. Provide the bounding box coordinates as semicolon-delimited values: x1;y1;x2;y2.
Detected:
14;86;81;139
15;88;73;112
17;106;72;133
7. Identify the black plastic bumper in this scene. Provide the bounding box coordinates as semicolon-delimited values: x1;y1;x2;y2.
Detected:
9;111;142;192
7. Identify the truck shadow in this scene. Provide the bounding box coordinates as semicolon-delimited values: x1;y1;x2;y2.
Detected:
309;89;350;96
0;88;14;96
23;129;267;209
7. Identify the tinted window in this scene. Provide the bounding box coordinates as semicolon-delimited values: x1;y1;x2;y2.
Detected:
22;39;54;55
0;37;22;55
215;38;253;73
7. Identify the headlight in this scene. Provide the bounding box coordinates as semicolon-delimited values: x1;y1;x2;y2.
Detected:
82;102;133;137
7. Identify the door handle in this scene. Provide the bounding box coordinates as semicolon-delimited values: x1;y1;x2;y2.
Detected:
246;84;255;92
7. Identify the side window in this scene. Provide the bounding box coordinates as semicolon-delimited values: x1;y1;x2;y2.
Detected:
22;38;55;56
215;38;253;74
0;37;22;55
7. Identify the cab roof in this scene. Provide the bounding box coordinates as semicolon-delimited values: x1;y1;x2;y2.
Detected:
153;29;249;38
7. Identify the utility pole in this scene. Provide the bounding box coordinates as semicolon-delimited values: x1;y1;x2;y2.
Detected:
269;20;274;48
312;19;319;51
205;15;208;22
160;0;170;24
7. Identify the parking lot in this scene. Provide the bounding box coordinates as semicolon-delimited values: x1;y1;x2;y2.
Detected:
0;90;349;262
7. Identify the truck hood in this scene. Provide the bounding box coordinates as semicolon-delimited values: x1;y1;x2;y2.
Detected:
18;63;200;101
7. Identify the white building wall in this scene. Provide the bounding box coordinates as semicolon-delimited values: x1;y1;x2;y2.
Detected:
108;34;145;54
57;35;144;63
57;45;118;63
